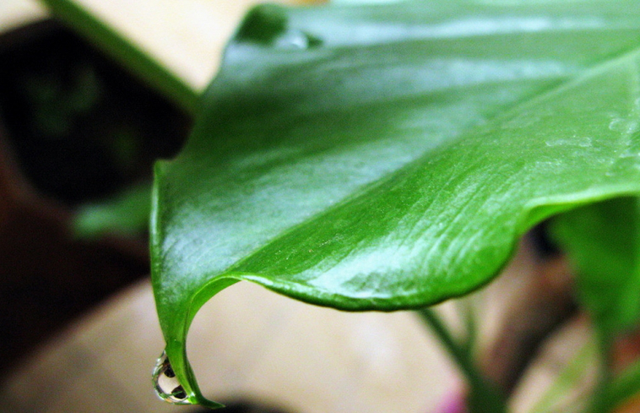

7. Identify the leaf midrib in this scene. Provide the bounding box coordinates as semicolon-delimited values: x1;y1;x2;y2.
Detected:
216;42;640;284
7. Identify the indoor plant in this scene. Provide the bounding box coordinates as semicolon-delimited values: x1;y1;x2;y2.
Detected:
39;0;640;412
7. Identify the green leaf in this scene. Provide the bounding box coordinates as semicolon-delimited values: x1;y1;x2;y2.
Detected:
551;198;640;340
151;1;640;406
74;182;152;238
551;198;640;409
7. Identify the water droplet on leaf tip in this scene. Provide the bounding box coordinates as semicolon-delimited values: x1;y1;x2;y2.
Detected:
152;351;193;405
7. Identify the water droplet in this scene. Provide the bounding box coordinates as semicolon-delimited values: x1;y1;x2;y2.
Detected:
235;4;322;50
152;351;192;405
274;29;322;50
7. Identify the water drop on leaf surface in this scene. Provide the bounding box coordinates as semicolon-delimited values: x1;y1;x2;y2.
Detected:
275;29;322;50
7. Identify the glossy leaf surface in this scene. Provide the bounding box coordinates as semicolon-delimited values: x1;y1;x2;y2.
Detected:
151;1;640;406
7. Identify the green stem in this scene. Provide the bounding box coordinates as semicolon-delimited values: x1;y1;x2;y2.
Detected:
586;329;615;413
457;297;478;358
37;0;200;116
418;308;507;413
529;339;596;413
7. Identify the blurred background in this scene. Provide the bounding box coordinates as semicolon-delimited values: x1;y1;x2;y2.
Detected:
0;1;597;412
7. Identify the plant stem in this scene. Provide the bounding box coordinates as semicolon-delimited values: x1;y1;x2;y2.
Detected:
529;339;596;413
418;307;507;413
37;0;200;116
457;297;478;358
